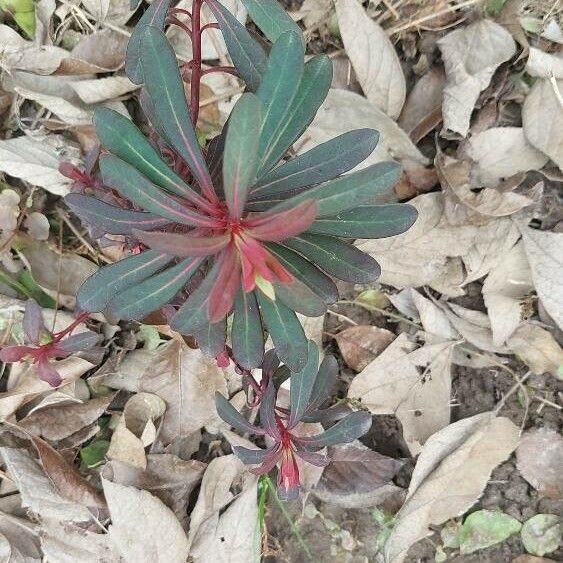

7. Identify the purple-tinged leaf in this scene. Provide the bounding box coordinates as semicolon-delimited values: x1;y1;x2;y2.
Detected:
274;277;327;317
192;318;226;358
248;446;282;476
65;194;170;235
77;251;172;313
288;340;319;429
298;411;372;449
245;200;317;242
262;349;280;375
215;392;264;435
133;230;230;258
37;358;62;387
232;289;264;370
56;331;101;354
208;246;240;323
233;446;274;465
23;299;44;344
0;346;33;362
293;446;330;467
306;355;338;413
260;382;280;439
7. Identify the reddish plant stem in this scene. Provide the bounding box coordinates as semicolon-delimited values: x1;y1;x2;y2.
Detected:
201;22;219;32
202;65;238;77
189;0;204;126
52;312;89;341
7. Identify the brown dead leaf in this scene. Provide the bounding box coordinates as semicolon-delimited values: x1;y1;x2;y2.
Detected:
512;556;557;563
334;325;395;372
516;428;563;499
313;442;404;508
384;413;520;563
438;20;516;138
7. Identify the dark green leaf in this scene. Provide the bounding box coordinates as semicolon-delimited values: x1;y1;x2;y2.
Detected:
109;257;202;320
308;203;417;238
307;354;338;412
271;161;402;217
65;194;169;235
80;439;110;468
256;31;304;172
206;0;267;91
192;320;227;358
232;289;264;370
77;251;171;312
252;129;379;199
299;411;372;448
223;93;263;218
133;230;230;257
289;340;319;427
257;291;308;372
215;392;263;435
266;242;338;304
125;0;173;84
233;446;272;465
274;278;327;317
258;55;333;175
283;233;381;283
141;26;214;194
259;381;280;438
239;0;302;43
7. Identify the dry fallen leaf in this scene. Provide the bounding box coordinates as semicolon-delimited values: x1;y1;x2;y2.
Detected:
0;511;41;562
335;0;405;119
334;325;396;372
295;0;331;27
516;428;563;499
525;48;563;79
102;478;190;563
384;412;520;563
348;334;453;455
70;76;139;105
438;20;516;137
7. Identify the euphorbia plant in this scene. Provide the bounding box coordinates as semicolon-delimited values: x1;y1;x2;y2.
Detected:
64;0;416;371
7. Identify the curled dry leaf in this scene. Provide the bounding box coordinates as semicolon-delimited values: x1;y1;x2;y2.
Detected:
295;0;332;27
335;0;405;119
383;412;520;563
334;325;396;372
102;478;189;563
313;442;404;508
0;511;41;562
516;428;563;499
348;333;453;455
437;20;516;138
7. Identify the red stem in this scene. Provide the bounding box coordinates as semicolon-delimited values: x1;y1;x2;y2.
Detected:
202;65;238;77
189;0;203;126
52;312;89;342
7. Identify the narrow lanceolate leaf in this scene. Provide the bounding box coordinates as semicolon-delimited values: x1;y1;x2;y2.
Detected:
240;0;302;43
258;55;333;175
141;27;214;196
260;382;280;438
93;108;207;205
23;299;43;343
299;411;372;448
283;233;381;283
65;194;169;235
192;319;226;358
233;446;273;465
266;243;338;304
57;331;102;354
252;129;380;198
206;131;225;191
307;355;338;412
208;247;240;322
256;291;308;372
223;94;263;218
77;251;171;312
274;278;327;317
125;0;173;84
232;289;264;370
271;161;402;218
215;392;264;435
206;0;267;92
308;204;418;238
256;31;304;172
133;230;230;258
245;201;317;242
288;340;319;428
99;155;219;228
110;257;202;320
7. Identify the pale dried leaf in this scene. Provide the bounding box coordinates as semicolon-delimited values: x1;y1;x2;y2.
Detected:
335;0;405;118
438;20;516;137
525;48;563;79
384;413;520;563
103;479;189;563
522;78;563;171
0;512;41;561
70;76;139;105
519;223;563;330
335;325;396;371
348;334;453;454
541;20;563;44
296;0;331;27
516;428;563;499
23;212;49;241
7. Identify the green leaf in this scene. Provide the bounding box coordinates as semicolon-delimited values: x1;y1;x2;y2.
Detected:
141;26;214;194
223;93;263;218
192;320;227;358
109;257;201;320
125;0;173;84
308;204;417;238
215;392;263;435
298;411;372;448
80;439;110;468
271;161;402;218
256;291;308;372
232;289;264;370
239;0;302;43
251;129;379;199
258;55;333;175
521;514;561;556
93;108;205;203
77;251;172;312
274;278;327;317
282;233;381;283
99;155;217;228
289;340;319;427
206;0;267;91
266;243;338;305
306;355;338;412
256;31;304;172
458;510;522;554
0;0;35;39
